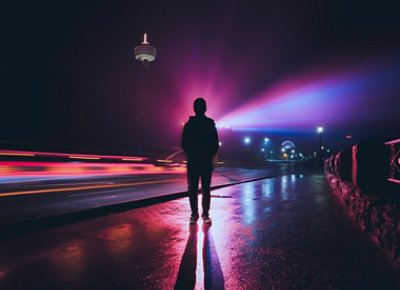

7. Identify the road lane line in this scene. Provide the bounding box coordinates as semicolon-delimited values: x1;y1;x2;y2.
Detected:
93;195;117;200
68;188;132;197
0;179;182;198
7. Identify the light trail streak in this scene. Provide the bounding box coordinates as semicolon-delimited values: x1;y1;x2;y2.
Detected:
0;152;35;157
69;156;101;160
122;158;145;161
0;178;183;198
0;161;185;177
0;150;147;161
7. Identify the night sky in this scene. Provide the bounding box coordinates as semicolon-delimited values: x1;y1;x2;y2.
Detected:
1;0;399;152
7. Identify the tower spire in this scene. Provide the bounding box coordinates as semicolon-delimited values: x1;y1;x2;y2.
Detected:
143;33;148;44
134;33;157;63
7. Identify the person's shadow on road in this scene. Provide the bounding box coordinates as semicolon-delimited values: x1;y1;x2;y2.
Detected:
175;223;225;290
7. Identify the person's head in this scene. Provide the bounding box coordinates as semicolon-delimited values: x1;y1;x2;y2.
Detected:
193;97;206;116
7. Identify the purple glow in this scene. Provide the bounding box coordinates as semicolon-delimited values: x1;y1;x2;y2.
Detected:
172;66;237;123
217;56;400;135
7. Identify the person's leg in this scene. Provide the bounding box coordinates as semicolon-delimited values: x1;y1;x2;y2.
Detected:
188;167;200;218
200;169;212;218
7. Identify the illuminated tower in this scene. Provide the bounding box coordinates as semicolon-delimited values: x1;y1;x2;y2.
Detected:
133;33;157;136
134;33;157;67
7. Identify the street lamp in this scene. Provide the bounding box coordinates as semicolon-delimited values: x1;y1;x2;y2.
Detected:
243;137;251;167
317;126;324;166
263;138;269;161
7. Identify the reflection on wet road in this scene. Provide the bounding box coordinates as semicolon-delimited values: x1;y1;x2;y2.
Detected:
0;173;399;289
0;164;295;226
175;224;225;289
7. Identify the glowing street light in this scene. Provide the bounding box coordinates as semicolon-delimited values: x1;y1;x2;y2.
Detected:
263;137;270;161
243;137;251;167
317;125;324;166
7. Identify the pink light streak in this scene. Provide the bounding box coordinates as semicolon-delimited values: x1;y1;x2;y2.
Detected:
0;150;147;161
0;161;185;178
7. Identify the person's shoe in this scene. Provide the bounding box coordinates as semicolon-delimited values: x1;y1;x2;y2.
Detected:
189;213;199;224
202;214;212;224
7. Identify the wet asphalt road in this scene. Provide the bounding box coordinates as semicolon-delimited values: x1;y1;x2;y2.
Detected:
0;173;399;289
0;164;297;226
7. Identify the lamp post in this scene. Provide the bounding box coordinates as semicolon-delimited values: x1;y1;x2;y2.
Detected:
244;137;251;167
317;126;324;167
216;141;222;163
264;138;269;161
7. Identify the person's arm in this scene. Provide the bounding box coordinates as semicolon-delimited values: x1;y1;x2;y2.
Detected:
210;121;219;156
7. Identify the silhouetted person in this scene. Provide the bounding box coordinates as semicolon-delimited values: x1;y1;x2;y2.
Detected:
181;98;219;224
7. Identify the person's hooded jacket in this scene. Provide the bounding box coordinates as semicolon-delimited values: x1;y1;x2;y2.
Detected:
181;115;219;169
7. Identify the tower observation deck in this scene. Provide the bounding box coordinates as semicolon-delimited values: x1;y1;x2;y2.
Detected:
134;33;157;63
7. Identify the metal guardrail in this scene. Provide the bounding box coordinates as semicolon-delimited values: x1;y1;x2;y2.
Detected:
386;138;400;184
